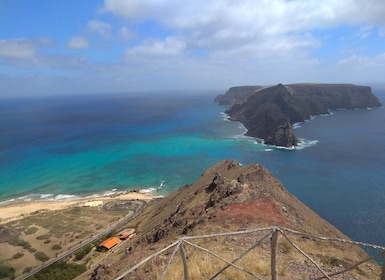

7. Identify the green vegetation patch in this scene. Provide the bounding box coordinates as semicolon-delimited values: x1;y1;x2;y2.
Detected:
76;220;91;226
319;255;343;267
23;266;32;274
8;236;32;251
12;252;24;259
27;261;86;280
95;224;103;230
0;263;15;279
51;244;62;250
74;244;93;260
0;225;15;243
34;251;50;262
25;226;39;235
36;234;51;240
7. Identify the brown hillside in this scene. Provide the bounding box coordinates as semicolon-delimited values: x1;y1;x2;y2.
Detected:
133;160;346;240
84;160;382;279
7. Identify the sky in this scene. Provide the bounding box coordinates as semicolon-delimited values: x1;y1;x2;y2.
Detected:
1;0;385;97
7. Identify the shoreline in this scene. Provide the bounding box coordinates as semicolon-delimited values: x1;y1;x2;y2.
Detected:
0;191;155;225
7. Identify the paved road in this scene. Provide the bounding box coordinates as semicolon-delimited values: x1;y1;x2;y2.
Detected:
16;199;147;280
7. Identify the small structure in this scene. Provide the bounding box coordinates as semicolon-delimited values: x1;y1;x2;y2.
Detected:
118;233;131;240
98;236;120;251
117;228;135;240
118;232;136;240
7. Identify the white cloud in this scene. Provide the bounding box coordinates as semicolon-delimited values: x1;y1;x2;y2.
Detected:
98;2;376;89
67;36;89;49
335;52;385;84
38;37;56;48
87;19;111;38
101;0;170;19
45;54;88;69
0;38;36;59
120;26;132;40
338;53;385;68
101;0;385;62
3;0;385;96
379;27;385;37
125;36;185;58
0;37;88;70
102;0;385;30
357;25;373;39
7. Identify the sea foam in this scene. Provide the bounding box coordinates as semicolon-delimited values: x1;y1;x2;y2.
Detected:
54;194;80;201
139;187;156;194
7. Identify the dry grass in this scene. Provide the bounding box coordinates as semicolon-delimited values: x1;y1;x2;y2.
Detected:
0;205;127;278
120;230;382;280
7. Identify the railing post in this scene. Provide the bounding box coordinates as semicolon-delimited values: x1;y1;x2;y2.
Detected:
381;251;385;280
179;241;189;280
271;228;279;280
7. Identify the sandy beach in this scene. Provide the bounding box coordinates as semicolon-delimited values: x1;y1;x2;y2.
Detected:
0;192;154;224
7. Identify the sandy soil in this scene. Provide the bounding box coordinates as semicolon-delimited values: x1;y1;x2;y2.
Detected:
0;192;154;224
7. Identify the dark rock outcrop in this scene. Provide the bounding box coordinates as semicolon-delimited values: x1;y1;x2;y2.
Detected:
216;83;382;147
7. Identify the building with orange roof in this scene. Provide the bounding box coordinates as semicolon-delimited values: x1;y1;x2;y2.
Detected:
98;236;120;251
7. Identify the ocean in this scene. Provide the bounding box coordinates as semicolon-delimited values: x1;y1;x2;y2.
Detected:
1;89;384;249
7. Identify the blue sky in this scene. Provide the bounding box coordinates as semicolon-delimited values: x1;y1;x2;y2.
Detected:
1;0;385;96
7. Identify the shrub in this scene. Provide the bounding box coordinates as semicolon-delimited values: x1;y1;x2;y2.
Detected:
36;234;51;240
34;251;50;262
74;244;93;260
23;266;32;274
320;255;343;267
8;236;32;250
25;226;39;235
0;264;15;279
95;224;103;230
12;252;24;259
52;244;62;250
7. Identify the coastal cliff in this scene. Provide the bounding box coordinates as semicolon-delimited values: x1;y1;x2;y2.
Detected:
216;83;382;147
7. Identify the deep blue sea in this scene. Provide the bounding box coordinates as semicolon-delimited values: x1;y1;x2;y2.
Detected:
1;89;384;249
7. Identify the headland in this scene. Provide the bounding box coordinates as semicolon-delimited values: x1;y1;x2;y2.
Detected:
215;83;382;147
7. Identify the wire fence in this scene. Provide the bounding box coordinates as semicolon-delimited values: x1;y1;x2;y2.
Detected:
115;226;385;280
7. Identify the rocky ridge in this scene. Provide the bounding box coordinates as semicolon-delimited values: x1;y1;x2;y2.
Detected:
86;160;381;279
215;83;382;147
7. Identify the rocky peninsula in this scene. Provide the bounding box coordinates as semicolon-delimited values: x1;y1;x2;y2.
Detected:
215;83;382;147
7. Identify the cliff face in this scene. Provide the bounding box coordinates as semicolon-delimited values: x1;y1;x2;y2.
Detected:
216;83;382;147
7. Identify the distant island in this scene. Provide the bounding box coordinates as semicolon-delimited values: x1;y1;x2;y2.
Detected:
215;83;382;147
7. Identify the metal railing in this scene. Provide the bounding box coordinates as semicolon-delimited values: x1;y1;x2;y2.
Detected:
115;226;385;280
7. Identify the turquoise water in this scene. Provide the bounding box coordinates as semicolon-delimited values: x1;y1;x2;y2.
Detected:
1;89;384;248
0;92;256;200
